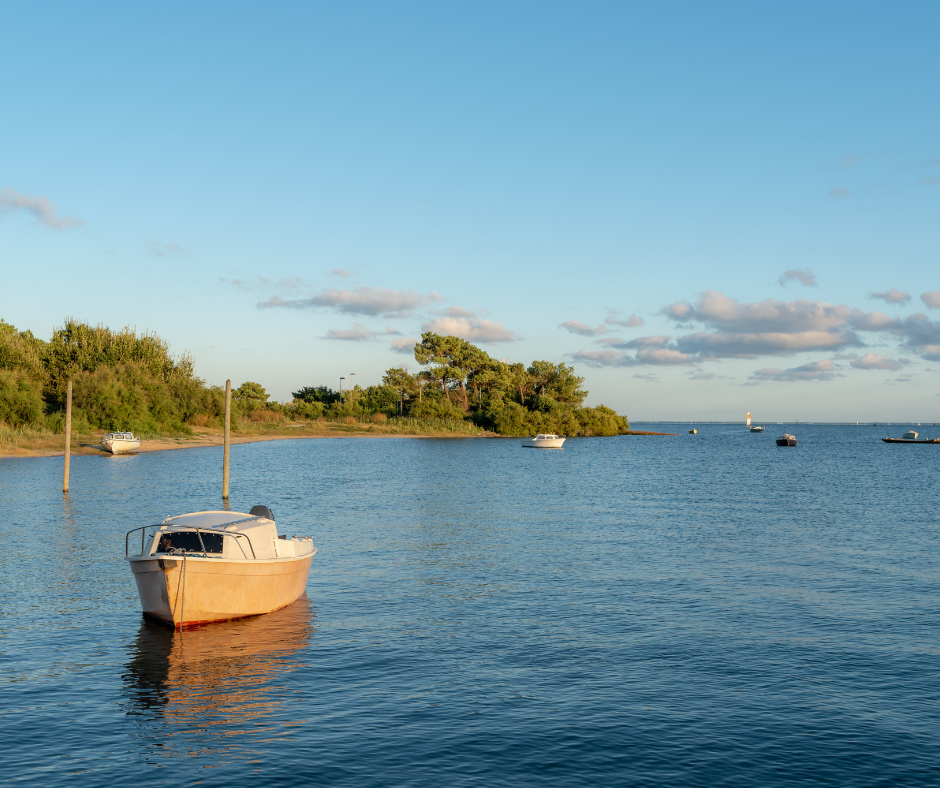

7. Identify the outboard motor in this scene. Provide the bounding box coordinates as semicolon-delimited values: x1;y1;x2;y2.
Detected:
249;505;275;521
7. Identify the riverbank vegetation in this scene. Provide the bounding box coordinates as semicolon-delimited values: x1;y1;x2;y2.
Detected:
0;320;629;444
291;332;630;436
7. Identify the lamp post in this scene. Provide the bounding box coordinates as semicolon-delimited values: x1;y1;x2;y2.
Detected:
339;376;345;403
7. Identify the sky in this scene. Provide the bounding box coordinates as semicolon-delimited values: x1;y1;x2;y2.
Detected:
1;1;939;422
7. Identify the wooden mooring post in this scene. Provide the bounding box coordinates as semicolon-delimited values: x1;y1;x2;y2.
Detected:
222;379;231;499
63;379;72;493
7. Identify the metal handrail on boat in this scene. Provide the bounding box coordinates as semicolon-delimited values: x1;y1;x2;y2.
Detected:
125;525;257;559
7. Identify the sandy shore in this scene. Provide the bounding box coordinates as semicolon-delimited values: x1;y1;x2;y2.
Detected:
0;424;495;459
0;425;671;459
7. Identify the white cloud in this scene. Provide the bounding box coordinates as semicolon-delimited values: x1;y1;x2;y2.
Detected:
0;188;83;229
221;276;308;291
391;337;419;354
331;268;354;278
570;346;694;367
870;289;911;304
560;320;607;336
842;155;860;167
605;312;644;327
146;240;183;256
751;359;837;382
570;350;632;367
260;286;443;318
688;371;717;380
438;306;476;318
921;291;940;310
636;348;694;365
779;268;817;287
828;186;851;199
677;330;857;357
660;291;903;358
598;335;670;349
674;289;851;330
632;373;657;382
892;314;940;361
325;323;401;341
422;315;517;343
849;353;907;371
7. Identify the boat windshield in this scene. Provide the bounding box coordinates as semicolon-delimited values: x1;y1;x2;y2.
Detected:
157;531;223;554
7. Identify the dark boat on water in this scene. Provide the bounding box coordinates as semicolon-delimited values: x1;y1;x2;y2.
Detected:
883;429;939;444
776;434;797;447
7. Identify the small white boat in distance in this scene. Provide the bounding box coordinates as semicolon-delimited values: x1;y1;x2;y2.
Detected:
126;505;316;629
521;433;566;448
750;425;765;433
101;432;141;453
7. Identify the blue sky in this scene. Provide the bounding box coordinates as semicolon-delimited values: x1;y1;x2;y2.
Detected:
2;2;938;421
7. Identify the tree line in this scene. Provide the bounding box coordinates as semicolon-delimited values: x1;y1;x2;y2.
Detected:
0;320;629;436
293;332;630;436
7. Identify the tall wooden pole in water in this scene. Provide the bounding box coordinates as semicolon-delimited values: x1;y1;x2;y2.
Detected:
222;379;231;499
62;379;72;493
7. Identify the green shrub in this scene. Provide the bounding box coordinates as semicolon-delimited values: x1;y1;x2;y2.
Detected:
0;370;45;427
408;399;468;422
575;405;630;436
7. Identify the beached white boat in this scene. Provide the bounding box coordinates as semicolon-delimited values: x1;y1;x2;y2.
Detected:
101;432;141;453
521;433;566;448
125;506;316;629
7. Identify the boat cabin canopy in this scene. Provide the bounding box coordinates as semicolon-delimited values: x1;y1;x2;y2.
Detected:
136;509;312;560
103;432;135;440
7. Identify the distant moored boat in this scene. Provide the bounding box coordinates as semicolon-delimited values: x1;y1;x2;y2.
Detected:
521;434;566;448
101;432;140;453
882;430;940;444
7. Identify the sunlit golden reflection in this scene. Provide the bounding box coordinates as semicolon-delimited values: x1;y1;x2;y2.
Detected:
124;596;315;763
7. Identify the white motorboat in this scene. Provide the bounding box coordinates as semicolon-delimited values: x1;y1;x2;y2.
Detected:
750;425;765;433
521;433;566;448
126;506;316;629
101;432;141;453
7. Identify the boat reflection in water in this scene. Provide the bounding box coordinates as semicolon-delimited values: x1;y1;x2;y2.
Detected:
123;596;315;763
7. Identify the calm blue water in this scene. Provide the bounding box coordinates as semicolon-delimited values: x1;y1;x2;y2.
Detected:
1;426;939;787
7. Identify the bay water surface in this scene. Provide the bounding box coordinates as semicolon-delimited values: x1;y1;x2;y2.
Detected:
1;425;939;786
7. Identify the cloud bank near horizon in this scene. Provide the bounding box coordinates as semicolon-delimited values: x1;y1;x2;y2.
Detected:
570;289;940;370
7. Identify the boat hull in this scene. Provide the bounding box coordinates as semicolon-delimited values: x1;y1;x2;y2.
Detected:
776;439;797;446
521;438;566;448
102;438;141;454
127;553;313;628
882;438;940;444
